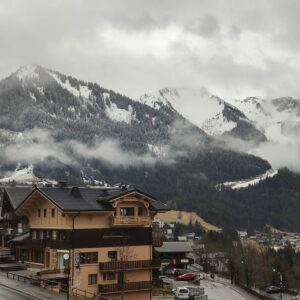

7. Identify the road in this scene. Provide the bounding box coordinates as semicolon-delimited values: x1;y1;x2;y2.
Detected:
201;280;257;300
0;285;35;300
153;279;258;300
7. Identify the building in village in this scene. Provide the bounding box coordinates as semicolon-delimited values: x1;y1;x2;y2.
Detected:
154;241;193;270
0;185;168;300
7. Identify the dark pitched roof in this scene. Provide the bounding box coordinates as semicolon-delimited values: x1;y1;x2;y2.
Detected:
4;187;34;209
154;241;193;253
6;186;169;213
38;187;114;212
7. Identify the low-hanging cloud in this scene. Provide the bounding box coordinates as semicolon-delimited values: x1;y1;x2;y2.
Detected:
1;128;158;168
70;139;156;166
215;133;300;174
251;140;300;173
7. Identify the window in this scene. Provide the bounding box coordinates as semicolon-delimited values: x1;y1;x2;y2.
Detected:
138;207;144;216
45;230;50;239
52;230;57;240
32;231;36;240
43;208;47;218
38;209;41;218
88;274;97;285
103;272;115;281
39;231;44;240
120;207;135;216
80;252;98;264
51;208;55;218
58;231;66;241
108;251;117;261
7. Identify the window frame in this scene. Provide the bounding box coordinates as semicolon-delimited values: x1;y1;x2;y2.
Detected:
80;252;98;264
108;251;117;261
43;208;47;218
120;207;135;216
88;274;97;285
103;272;116;281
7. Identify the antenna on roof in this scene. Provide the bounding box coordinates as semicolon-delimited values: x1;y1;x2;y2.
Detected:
121;184;127;191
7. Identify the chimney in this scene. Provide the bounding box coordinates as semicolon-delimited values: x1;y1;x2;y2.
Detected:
70;186;81;198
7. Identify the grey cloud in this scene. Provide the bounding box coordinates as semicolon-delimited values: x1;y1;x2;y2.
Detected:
2;128;158;167
1;0;300;100
187;15;220;37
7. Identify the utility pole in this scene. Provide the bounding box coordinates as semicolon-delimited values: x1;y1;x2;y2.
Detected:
273;268;283;300
279;272;283;300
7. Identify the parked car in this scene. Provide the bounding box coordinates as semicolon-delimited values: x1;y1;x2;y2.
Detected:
172;287;190;299
174;268;187;276
163;267;175;275
176;272;196;281
183;286;202;296
158;275;172;285
265;285;282;294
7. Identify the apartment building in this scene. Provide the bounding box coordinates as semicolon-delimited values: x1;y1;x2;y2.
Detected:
2;185;168;299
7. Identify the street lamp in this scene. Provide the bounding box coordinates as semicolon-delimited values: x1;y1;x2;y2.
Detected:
273;269;283;300
63;253;70;300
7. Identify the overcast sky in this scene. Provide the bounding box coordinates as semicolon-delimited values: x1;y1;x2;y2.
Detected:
1;0;300;100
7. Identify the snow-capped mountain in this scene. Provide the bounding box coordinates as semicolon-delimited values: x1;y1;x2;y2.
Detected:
0;64;270;187
139;87;266;143
233;96;300;143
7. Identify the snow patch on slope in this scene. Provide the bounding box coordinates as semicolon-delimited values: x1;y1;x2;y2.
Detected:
48;71;92;102
48;72;81;97
217;169;278;190
16;65;39;82
105;103;136;124
0;165;40;183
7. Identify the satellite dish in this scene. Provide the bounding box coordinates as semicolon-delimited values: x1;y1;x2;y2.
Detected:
63;253;70;260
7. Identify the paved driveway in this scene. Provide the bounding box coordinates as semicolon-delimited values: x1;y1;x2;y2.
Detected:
0;285;35;300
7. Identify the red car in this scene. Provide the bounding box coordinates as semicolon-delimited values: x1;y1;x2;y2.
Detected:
176;272;195;281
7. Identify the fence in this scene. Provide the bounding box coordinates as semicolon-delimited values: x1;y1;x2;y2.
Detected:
6;272;96;299
236;282;273;300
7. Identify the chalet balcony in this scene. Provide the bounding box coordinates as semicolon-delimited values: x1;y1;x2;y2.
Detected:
99;259;161;271
99;281;152;294
112;216;151;226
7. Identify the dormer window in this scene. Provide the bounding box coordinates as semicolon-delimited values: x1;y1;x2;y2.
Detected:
120;207;134;216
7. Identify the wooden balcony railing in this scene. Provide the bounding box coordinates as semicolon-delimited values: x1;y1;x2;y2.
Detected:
99;259;161;271
112;216;151;226
99;281;152;294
